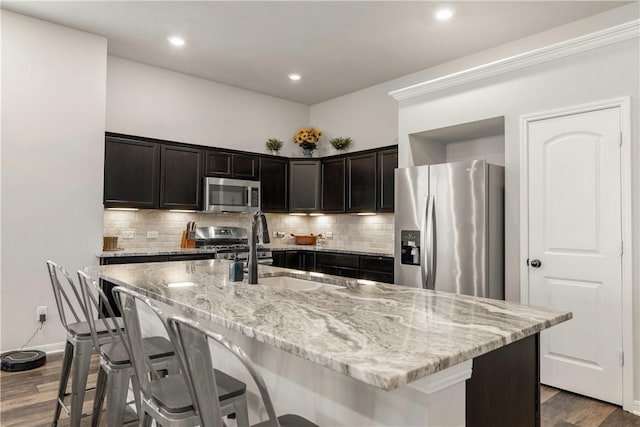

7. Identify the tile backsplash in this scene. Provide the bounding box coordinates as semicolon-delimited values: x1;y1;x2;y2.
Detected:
103;210;394;253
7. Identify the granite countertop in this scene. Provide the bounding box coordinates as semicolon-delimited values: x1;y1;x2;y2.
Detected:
97;247;219;258
97;245;393;258
89;260;571;391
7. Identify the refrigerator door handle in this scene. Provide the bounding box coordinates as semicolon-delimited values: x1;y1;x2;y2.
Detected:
425;195;436;289
420;196;429;289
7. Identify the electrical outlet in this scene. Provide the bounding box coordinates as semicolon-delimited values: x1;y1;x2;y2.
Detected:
326;231;333;239
37;306;47;322
122;230;135;239
147;231;159;239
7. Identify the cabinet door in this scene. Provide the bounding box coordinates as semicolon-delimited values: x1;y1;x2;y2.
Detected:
160;145;202;210
321;158;345;212
347;152;377;212
233;154;259;180
272;251;286;267
260;157;288;212
300;252;317;271
289;160;321;212
104;136;160;208
284;251;301;269
205;150;232;177
377;148;397;212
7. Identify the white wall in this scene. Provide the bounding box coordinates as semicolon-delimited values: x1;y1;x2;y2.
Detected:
106;56;309;157
1;11;107;351
309;3;640;406
398;33;639;412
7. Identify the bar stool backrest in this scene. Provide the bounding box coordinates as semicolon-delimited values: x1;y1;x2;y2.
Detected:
77;271;128;360
167;315;281;427
111;286;174;403
46;260;87;333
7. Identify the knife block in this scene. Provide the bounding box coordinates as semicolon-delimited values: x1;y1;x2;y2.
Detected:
180;231;196;249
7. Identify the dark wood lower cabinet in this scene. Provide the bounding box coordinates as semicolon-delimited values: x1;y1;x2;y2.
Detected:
272;250;393;281
466;334;540;427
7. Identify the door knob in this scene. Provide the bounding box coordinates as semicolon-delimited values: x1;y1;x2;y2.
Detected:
529;259;542;268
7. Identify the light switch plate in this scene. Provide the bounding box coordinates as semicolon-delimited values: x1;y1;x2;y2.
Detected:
122;230;135;239
147;231;159;239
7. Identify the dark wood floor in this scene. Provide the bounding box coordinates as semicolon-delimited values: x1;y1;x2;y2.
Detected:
1;352;638;426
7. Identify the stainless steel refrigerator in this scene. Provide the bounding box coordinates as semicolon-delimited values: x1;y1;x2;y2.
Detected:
394;160;504;299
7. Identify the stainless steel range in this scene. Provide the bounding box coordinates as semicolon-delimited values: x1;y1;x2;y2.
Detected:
194;226;272;264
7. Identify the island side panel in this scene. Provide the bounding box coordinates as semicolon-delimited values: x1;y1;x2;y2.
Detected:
466;334;540;427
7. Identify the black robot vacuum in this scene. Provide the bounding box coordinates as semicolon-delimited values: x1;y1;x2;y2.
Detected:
1;350;47;372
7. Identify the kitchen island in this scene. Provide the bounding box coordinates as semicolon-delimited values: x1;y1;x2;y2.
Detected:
90;260;570;427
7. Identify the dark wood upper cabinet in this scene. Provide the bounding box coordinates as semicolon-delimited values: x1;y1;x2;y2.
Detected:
321;158;345;212
346;152;377;212
104;136;160;208
232;154;259;180
160;145;202;210
289;160;321;212
204;151;232;177
205;150;259;180
377;148;397;212
260;157;288;212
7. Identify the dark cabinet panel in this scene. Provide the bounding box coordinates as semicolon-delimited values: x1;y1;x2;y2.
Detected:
260;157;288;212
321;158;345;212
272;251;286;267
347;153;377;212
467;334;540;427
360;255;394;283
300;252;316;271
289;160;321;212
205;151;232;177
160;145;202;210
104;136;160;208
377;148;397;212
316;252;359;269
232;154;259;180
205;150;259;180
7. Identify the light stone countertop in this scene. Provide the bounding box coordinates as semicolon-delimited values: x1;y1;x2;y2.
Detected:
89;260;571;391
97;245;393;258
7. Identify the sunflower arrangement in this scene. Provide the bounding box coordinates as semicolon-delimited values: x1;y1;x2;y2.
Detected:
293;127;322;150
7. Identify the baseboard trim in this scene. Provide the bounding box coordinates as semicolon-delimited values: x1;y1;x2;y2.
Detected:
633;400;640;416
22;341;66;354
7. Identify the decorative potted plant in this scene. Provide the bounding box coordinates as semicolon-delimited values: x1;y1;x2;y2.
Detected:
266;138;283;155
329;136;352;153
293;127;322;157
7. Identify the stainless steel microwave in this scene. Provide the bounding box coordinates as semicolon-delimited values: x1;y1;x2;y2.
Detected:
203;177;260;213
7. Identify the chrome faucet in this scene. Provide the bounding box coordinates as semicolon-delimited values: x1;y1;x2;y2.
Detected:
248;211;270;284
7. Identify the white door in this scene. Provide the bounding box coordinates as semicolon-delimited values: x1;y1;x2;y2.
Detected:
527;107;623;405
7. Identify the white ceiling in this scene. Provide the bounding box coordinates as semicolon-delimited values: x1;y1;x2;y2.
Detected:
2;1;629;105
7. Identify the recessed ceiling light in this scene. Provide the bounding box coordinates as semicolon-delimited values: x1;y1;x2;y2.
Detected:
435;8;455;21
168;36;185;47
288;73;302;81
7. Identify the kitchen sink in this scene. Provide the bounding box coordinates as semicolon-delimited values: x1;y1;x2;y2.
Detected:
258;276;337;291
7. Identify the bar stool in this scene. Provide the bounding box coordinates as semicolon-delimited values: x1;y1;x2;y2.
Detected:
166;313;319;427
112;286;250;427
77;271;177;427
46;261;122;426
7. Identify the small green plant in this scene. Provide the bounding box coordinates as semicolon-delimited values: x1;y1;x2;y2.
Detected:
329;137;352;150
266;138;284;152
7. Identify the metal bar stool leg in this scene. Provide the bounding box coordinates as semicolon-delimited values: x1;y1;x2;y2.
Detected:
52;340;74;426
91;366;108;427
233;396;250;427
70;338;93;426
105;368;130;427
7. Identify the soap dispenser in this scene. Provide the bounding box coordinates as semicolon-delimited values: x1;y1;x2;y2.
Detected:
229;255;244;282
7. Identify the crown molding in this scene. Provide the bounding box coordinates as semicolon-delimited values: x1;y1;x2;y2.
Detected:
389;19;640;101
